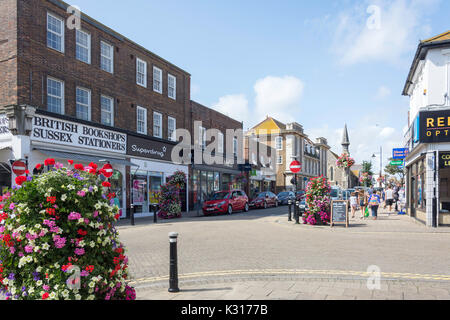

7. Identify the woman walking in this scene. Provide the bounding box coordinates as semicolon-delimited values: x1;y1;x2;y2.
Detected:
368;191;382;220
359;190;367;219
350;192;358;219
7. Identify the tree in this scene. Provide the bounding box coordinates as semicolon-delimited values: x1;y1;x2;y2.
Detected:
360;161;374;187
385;158;405;181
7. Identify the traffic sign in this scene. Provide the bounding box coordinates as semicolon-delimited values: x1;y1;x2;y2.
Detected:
101;163;114;178
390;160;403;166
393;148;409;160
290;161;302;173
12;161;27;176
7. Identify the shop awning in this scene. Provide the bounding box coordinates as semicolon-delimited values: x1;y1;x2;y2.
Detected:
34;148;138;167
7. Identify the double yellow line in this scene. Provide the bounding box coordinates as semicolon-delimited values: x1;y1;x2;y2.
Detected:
128;269;450;286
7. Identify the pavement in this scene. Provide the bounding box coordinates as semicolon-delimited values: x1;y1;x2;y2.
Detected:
2;206;450;300
117;206;450;300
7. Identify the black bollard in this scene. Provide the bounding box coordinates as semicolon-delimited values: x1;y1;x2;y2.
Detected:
130;204;135;226
168;232;180;293
295;201;300;224
153;205;158;224
288;200;292;221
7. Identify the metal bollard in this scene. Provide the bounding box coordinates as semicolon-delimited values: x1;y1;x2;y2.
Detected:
153;205;158;224
168;232;180;293
295;201;300;224
130;204;135;226
288;200;292;221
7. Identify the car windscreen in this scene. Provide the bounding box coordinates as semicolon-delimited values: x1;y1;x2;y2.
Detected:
278;192;289;197
257;193;266;198
209;192;229;200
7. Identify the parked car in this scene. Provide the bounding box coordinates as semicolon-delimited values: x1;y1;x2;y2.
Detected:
277;191;296;205
250;192;278;209
203;190;249;216
295;190;306;201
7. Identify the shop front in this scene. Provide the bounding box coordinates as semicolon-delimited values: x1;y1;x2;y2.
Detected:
127;134;189;218
249;169;276;199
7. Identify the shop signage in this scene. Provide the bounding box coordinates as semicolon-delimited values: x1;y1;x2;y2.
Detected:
393;148;409;159
127;134;174;162
0;114;11;138
419;110;450;143
439;152;450;169
238;163;252;172
32;115;127;154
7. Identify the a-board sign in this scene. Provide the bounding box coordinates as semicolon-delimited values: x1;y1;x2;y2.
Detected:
331;200;349;228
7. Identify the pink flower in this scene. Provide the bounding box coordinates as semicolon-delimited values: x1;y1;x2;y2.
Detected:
84;218;90;224
9;247;15;254
53;235;67;249
93;211;99;218
74;248;85;256
25;245;33;253
9;203;15;210
68;212;81;220
43;285;50;291
77;191;86;197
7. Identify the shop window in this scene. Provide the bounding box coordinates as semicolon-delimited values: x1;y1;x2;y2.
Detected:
110;170;123;212
132;173;148;213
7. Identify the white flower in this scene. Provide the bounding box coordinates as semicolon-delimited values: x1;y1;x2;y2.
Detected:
36;280;43;286
75;294;81;300
34;246;40;252
88;282;95;288
93;186;98;192
42;243;50;250
68;185;75;191
89;241;95;248
28;287;34;294
78;218;84;224
61;194;67;202
34;224;41;229
49;292;56;299
78;240;85;248
62;290;69;297
87;295;95;300
36;266;43;272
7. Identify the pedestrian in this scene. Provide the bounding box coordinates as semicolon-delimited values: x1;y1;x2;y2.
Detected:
350;192;358;219
359;190;367;219
368;191;381;220
385;186;394;214
393;184;400;212
398;185;406;213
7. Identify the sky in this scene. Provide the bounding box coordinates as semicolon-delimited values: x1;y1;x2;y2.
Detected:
71;0;449;175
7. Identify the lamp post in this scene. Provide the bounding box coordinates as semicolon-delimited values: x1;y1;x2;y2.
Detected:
372;146;383;188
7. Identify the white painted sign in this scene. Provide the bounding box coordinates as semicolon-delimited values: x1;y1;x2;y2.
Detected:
0;114;12;140
32;115;127;154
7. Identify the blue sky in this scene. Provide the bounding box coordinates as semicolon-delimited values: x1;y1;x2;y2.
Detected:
72;0;449;174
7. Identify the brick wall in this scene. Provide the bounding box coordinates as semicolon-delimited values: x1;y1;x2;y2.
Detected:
11;0;191;140
0;0;18;107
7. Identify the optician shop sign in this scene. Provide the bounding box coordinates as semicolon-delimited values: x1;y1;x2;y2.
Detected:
32;115;127;154
439;152;450;169
419;110;450;143
127;134;174;162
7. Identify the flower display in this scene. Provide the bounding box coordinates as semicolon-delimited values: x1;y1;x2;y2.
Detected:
158;171;186;219
303;176;331;226
0;159;135;300
359;172;373;186
336;154;355;169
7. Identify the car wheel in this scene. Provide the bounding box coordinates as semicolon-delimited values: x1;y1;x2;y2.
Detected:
228;205;233;215
244;203;249;212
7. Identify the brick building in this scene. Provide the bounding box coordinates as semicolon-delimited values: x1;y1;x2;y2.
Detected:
0;0;244;217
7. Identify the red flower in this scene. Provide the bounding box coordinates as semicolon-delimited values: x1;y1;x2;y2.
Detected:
42;292;49;300
44;158;55;166
114;213;120;220
46;208;56;216
89;162;98;170
77;229;88;236
74;164;84;171
89;169;97;175
25;170;30;175
102;181;111;188
35;164;42;170
68;160;74;165
47;196;56;204
15;176;27;186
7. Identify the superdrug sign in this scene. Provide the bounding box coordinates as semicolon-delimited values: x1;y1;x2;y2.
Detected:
32;116;127;154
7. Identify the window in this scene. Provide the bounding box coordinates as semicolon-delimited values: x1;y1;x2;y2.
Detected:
153;66;162;93
233;137;238;155
47;77;64;114
76;87;91;121
76;29;91;64
168;74;176;100
277;155;283;165
47;12;64;52
218;132;224;154
137;106;147;135
168;117;176;141
275;136;283;150
100;41;114;73
101;95;114;126
199;126;206;148
153;112;162;138
136;58;147;87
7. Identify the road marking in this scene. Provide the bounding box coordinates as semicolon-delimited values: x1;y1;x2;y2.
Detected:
128;269;450;285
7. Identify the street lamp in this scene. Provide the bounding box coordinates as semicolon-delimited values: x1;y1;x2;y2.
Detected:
372;146;383;188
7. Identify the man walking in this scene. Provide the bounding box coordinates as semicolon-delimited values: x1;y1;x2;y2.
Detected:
385;185;394;215
393;184;400;212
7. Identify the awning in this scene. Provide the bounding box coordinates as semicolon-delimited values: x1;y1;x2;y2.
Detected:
34;148;138;167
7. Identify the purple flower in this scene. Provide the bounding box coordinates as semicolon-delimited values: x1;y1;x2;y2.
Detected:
68;212;81;220
74;248;85;256
80;270;89;277
24;245;33;253
8;273;15;280
53;235;66;249
32;272;40;281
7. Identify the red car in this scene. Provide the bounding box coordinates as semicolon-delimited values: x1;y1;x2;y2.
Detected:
203;190;249;216
249;192;279;209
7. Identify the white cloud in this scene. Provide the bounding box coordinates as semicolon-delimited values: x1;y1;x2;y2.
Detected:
379;127;395;138
213;76;305;130
375;85;391;99
212;94;250;125
332;0;438;65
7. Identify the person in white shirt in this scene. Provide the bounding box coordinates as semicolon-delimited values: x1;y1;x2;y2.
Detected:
385;186;394;214
349;192;358;219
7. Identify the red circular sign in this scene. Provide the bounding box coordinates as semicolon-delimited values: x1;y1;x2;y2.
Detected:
12;161;27;176
290;161;302;174
102;163;114;178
